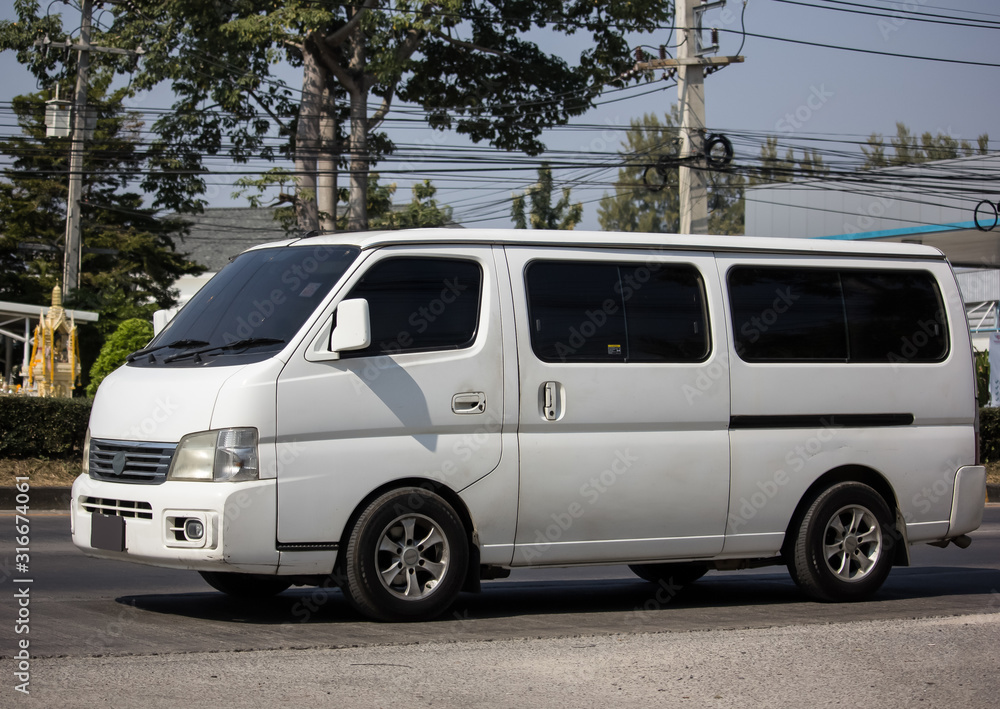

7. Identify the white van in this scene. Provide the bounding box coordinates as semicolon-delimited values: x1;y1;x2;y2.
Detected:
71;229;986;621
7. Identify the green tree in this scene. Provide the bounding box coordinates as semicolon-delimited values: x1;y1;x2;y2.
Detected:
237;174;452;232
598;111;745;234
3;0;676;232
87;318;154;396
387;180;453;229
749;137;829;186
862;123;989;169
511;165;583;230
0;88;203;386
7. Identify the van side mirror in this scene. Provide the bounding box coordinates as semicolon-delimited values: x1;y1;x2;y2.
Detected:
329;298;371;355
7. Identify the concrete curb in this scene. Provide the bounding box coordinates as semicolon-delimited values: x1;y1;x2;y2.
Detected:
3;484;1000;510
0;486;72;511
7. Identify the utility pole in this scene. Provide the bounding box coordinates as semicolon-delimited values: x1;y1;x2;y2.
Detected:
62;0;93;297
39;0;141;296
636;0;743;234
677;0;707;234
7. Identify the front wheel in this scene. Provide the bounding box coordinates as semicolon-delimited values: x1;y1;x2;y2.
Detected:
199;571;292;599
788;482;896;602
341;487;469;622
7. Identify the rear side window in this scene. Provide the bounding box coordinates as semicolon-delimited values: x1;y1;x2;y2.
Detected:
341;257;482;357
728;266;948;363
525;261;710;363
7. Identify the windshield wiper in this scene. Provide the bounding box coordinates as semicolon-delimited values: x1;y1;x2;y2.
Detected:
126;339;210;363
162;338;286;363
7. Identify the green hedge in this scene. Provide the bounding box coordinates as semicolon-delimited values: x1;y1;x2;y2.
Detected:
980;407;1000;464
0;397;92;459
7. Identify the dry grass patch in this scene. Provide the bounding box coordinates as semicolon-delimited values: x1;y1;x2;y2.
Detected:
0;459;81;487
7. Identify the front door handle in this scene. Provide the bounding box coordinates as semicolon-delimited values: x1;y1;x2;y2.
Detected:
452;392;486;414
542;381;562;420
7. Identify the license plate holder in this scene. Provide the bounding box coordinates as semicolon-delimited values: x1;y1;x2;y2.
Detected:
91;513;126;552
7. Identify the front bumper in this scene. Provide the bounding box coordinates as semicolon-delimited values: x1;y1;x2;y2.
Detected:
70;474;281;573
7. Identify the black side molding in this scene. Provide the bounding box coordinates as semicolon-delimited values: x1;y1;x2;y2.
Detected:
730;413;914;429
276;541;340;552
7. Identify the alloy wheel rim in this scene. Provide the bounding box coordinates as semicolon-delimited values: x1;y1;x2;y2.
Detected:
822;504;883;582
375;513;450;600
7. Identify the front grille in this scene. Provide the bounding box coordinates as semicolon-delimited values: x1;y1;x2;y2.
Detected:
89;439;176;485
82;497;153;519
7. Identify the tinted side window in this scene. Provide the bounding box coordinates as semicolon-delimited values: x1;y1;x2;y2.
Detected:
526;262;627;362
624;265;711;362
526;261;710;363
342;257;482;357
729;266;948;363
729;268;847;361
842;271;948;362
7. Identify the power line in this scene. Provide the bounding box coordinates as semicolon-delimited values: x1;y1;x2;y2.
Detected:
716;26;1000;67
770;0;1000;30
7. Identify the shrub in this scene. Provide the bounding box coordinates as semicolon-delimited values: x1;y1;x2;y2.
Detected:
0;396;92;459
87;318;154;396
979;406;1000;463
975;349;990;406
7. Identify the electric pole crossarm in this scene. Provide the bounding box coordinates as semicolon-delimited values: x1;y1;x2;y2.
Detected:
636;55;744;70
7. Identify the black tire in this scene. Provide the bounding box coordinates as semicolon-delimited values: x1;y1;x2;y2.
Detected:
341;487;469;622
628;562;709;586
788;482;896;602
199;571;292;599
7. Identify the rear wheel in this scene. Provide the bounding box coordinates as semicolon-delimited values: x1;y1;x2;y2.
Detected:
788;482;896;601
199;571;292;599
341;487;469;622
628;562;709;586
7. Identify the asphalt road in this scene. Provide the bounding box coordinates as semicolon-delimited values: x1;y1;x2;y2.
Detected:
2;507;999;706
2;506;998;657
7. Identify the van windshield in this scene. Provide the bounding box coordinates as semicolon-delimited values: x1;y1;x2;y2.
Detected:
130;244;360;367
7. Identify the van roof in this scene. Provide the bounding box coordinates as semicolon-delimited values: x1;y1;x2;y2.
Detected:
248;228;948;260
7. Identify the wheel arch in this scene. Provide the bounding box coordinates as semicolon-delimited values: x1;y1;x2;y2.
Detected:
781;464;905;565
334;477;481;590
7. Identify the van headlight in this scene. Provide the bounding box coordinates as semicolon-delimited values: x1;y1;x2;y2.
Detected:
82;429;91;477
168;428;259;482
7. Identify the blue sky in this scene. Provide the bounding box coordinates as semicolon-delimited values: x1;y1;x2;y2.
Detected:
1;1;997;230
